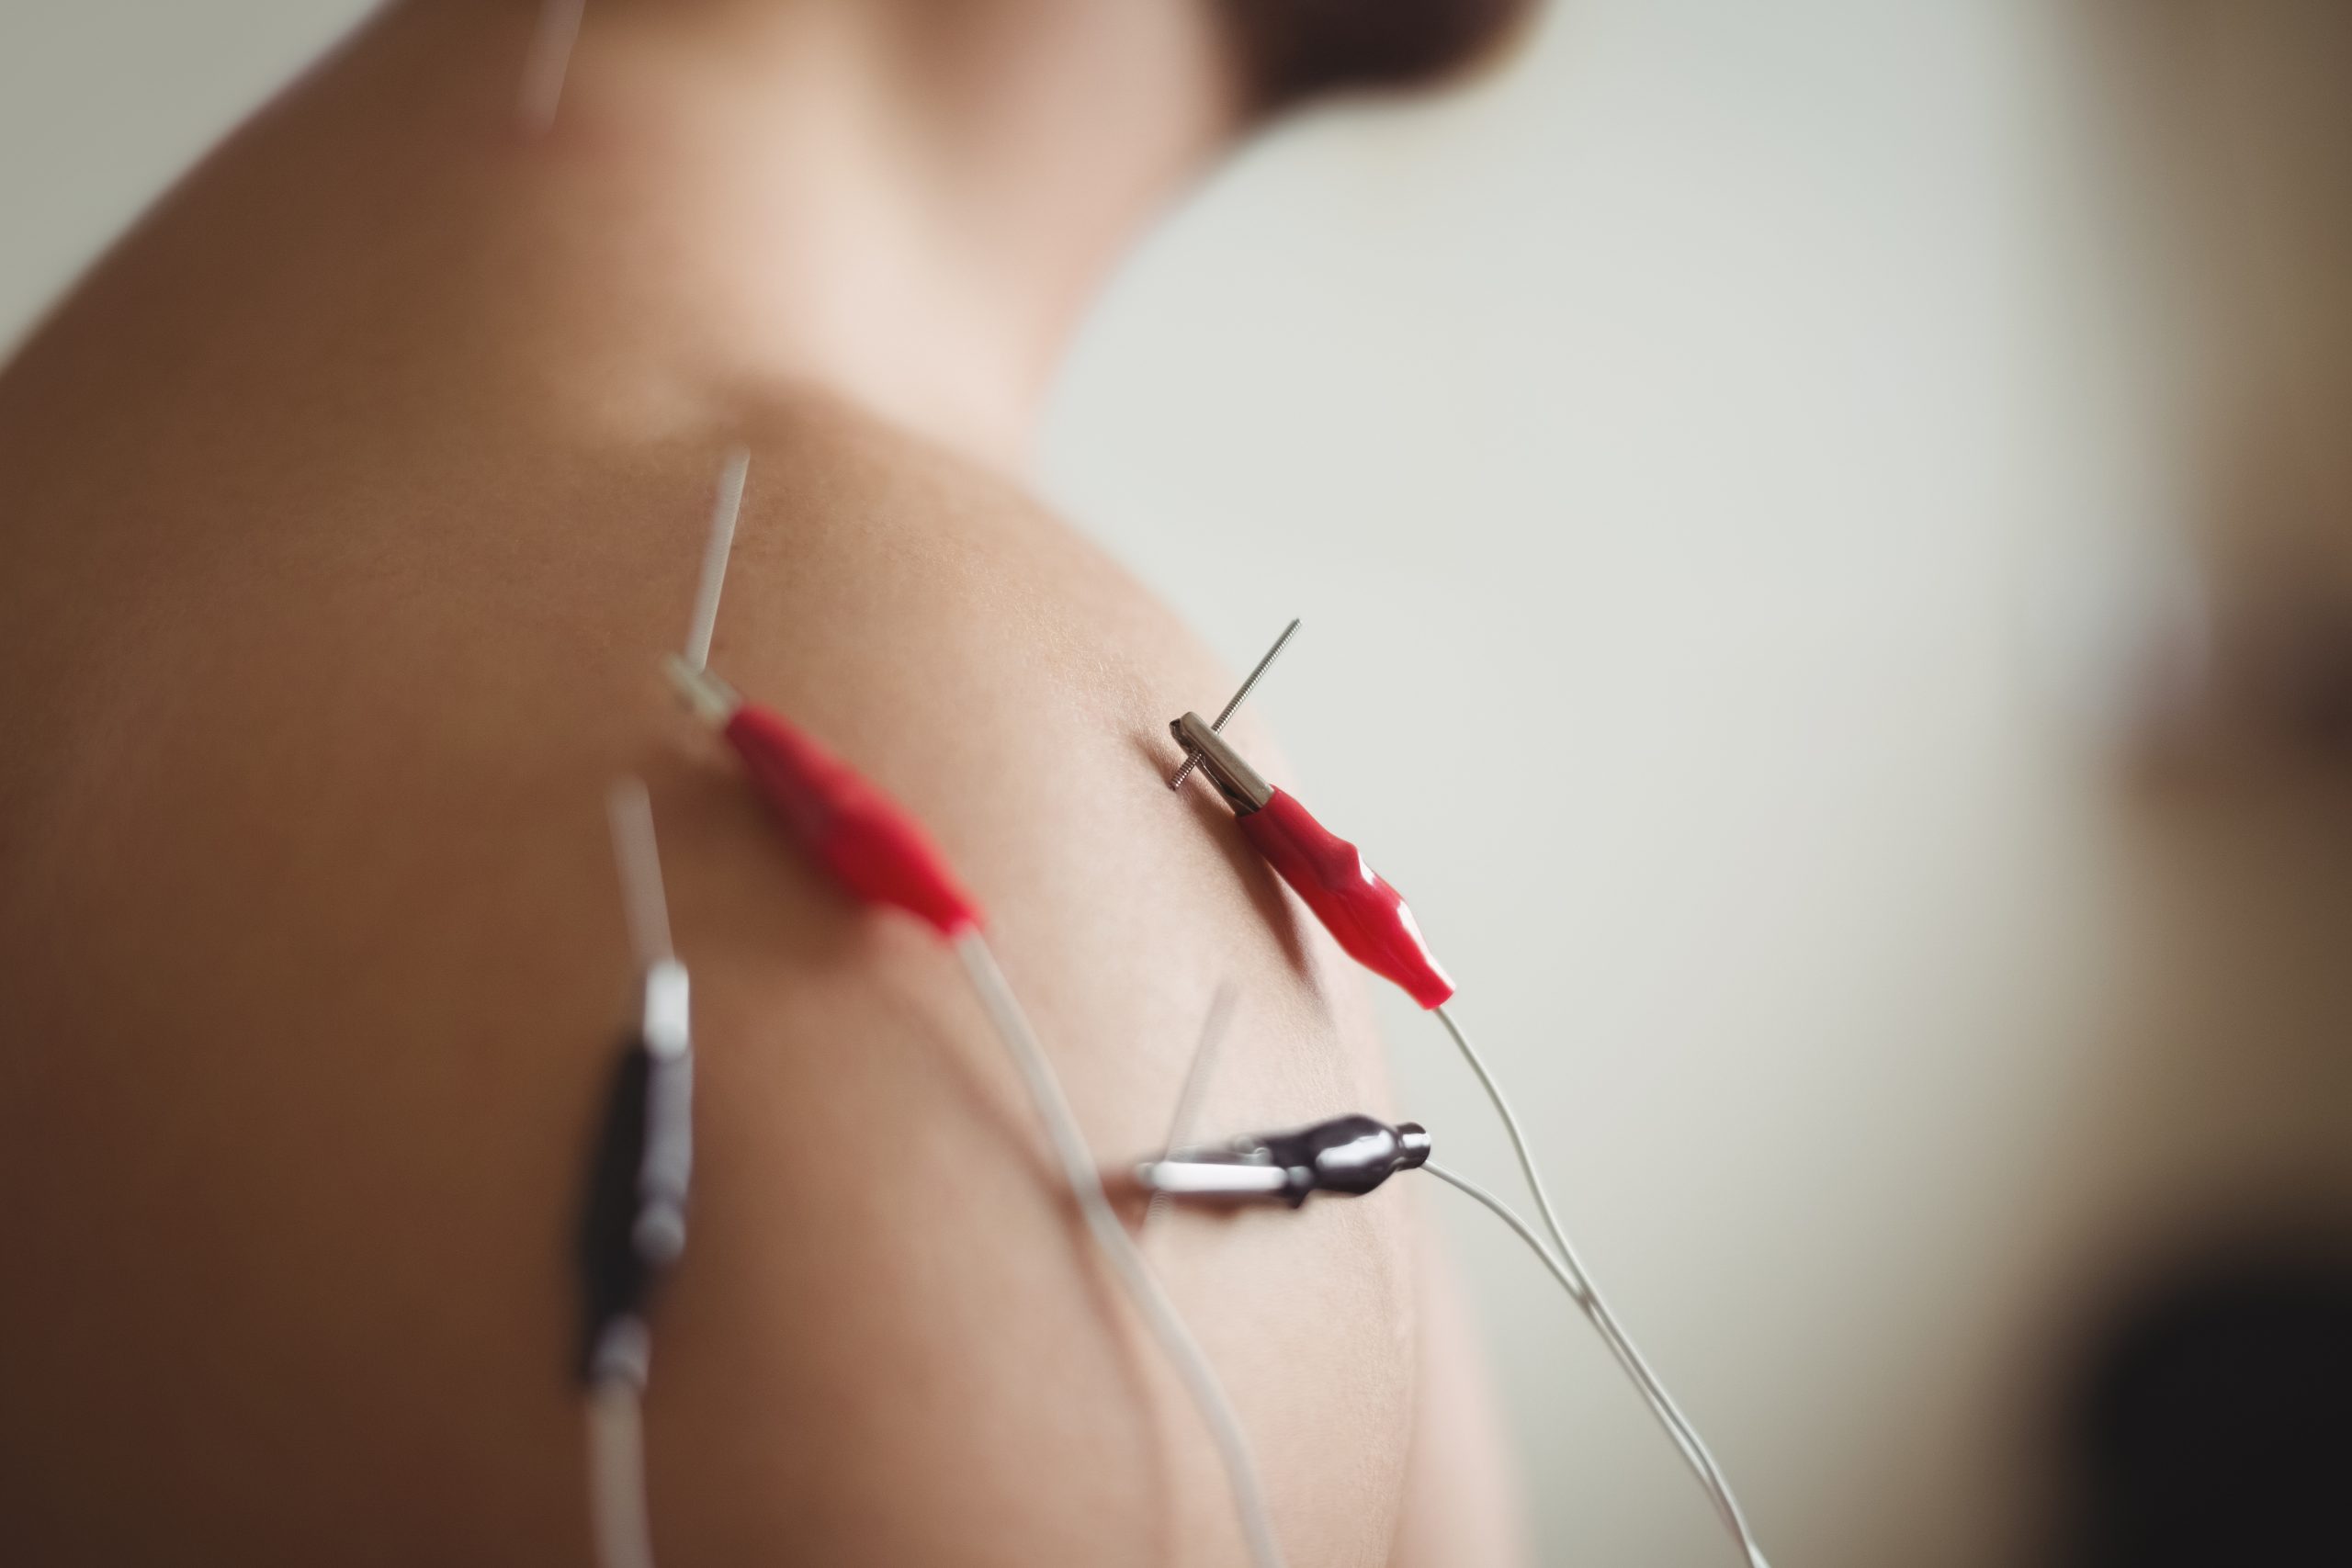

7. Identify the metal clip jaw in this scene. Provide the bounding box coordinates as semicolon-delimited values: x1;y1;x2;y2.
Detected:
640;959;690;1061
1136;1159;1295;1200
1136;1114;1431;1209
1170;711;1273;815
664;655;741;728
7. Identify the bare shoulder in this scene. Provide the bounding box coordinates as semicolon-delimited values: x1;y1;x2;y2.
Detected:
0;376;1465;1562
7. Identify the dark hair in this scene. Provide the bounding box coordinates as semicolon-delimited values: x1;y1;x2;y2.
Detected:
1216;0;1537;112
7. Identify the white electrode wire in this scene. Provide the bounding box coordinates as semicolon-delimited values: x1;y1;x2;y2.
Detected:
586;1378;657;1568
681;447;751;672
1430;1006;1769;1568
953;934;1286;1568
1433;1006;1726;1497
518;0;587;136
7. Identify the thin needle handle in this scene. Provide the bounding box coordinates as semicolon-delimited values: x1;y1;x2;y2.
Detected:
1170;617;1300;790
1213;617;1301;732
605;779;673;969
681;447;750;672
1143;983;1238;1234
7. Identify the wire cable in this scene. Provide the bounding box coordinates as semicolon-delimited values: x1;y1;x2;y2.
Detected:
955;934;1285;1568
586;1375;657;1568
662;446;1275;1561
1430;1008;1770;1568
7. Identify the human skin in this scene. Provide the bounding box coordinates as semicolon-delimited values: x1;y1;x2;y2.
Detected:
0;2;1521;1564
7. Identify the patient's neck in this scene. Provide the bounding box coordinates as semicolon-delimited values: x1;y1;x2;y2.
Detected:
435;0;1238;468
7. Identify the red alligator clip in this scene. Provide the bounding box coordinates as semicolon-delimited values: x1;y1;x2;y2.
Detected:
671;659;981;940
1170;708;1453;1009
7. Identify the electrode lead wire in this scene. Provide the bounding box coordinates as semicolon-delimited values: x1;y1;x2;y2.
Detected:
586;783;678;1568
954;934;1285;1568
586;1379;657;1568
1430;1007;1768;1568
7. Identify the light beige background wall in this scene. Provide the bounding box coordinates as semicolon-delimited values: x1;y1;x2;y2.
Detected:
0;3;2161;1563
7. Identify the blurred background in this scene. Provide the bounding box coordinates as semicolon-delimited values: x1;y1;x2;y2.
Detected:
6;3;2347;1565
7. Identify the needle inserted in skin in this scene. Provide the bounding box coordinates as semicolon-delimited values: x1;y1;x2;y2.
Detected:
606;780;674;970
1143;983;1238;1234
681;447;751;672
518;0;587;136
1169;618;1300;791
